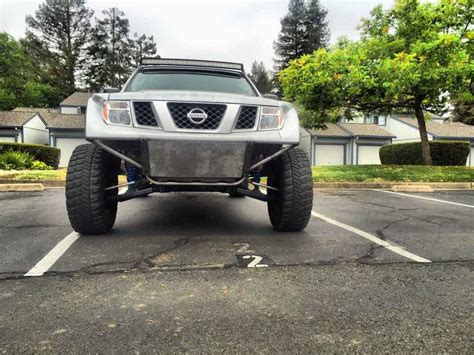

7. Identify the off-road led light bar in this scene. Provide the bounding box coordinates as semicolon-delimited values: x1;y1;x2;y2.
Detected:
141;58;244;71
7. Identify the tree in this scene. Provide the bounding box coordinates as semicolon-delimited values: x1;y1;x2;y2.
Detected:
84;8;158;91
280;0;473;165
0;32;59;109
452;93;474;125
24;0;93;96
0;32;29;109
273;0;307;73
130;33;158;68
22;81;60;108
452;78;474;125
84;8;132;91
248;61;273;94
273;0;329;94
304;0;330;53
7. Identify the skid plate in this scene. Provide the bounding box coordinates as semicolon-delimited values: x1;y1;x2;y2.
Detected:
144;141;251;180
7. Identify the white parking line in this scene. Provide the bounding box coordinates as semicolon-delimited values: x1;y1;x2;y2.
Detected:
375;189;474;209
311;211;431;263
24;232;80;277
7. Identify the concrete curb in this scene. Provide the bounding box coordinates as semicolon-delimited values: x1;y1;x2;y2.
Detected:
391;185;434;192
312;182;473;190
0;179;65;187
0;183;45;192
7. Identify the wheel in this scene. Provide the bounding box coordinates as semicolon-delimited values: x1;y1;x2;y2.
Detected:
228;191;246;198
267;148;313;231
66;144;120;235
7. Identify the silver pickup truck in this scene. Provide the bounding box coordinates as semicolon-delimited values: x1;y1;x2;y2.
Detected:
65;58;313;235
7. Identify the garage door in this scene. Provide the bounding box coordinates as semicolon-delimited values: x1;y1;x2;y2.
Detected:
0;136;16;143
358;145;381;165
56;138;88;167
314;144;345;165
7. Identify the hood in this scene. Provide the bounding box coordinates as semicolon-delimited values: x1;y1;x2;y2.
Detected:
107;90;281;106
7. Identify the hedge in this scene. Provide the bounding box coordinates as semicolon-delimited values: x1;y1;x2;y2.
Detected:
379;141;470;166
0;142;60;168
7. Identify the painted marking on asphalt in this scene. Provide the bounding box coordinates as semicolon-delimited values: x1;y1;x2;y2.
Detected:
375;189;474;209
242;255;268;268
24;232;80;277
311;211;431;263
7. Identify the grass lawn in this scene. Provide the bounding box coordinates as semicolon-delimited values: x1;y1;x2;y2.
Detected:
312;165;474;182
0;169;128;183
0;169;67;181
0;165;473;183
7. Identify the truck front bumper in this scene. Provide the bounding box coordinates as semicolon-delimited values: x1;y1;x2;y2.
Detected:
93;139;293;187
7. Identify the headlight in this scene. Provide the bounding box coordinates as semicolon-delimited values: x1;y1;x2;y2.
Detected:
259;107;284;130
102;101;131;126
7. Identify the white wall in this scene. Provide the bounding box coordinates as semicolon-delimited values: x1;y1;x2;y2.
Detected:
60;106;80;115
358;145;381;164
312;137;351;165
299;126;312;160
55;137;88;167
314;144;345;165
385;117;433;142
0;136;16;143
339;114;387;125
22;115;49;144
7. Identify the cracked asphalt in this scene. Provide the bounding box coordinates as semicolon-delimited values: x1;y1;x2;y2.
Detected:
0;189;473;352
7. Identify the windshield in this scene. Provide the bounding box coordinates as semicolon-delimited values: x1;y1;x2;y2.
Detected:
127;70;257;96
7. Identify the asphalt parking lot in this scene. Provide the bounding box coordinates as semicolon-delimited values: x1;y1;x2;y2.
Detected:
1;188;473;352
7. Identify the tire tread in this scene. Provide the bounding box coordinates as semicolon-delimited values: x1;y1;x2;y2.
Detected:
268;148;313;231
66;144;118;235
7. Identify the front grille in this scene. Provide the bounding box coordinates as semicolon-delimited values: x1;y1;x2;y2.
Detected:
167;102;226;130
133;102;158;127
235;106;258;129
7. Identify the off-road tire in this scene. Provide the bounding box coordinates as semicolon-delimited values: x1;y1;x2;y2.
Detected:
66;144;120;235
267;148;313;231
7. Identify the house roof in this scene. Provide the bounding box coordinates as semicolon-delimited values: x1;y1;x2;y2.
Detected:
41;112;85;129
13;107;59;115
338;123;396;138
11;107;85;129
393;116;474;139
0;111;38;127
60;92;93;107
308;123;351;137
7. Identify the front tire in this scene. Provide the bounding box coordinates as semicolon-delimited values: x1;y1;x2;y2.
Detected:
267;148;313;231
66;144;120;235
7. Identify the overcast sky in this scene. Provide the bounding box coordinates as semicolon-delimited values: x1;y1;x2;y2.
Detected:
0;0;393;71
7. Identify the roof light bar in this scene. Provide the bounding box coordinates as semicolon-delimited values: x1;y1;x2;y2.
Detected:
140;58;244;71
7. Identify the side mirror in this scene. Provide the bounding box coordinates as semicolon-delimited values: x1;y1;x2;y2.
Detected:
263;94;279;100
104;87;120;93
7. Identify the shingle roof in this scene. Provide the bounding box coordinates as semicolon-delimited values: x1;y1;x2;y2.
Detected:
13;107;59;114
0;111;38;127
394;116;474;139
308;123;351;137
11;107;85;129
41;112;85;129
60;92;93;107
339;123;396;138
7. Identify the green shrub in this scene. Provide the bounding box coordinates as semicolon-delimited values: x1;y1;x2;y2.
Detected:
380;141;470;166
0;142;60;168
30;160;53;170
0;150;34;170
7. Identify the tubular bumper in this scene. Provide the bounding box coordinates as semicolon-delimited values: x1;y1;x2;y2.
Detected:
91;139;294;187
